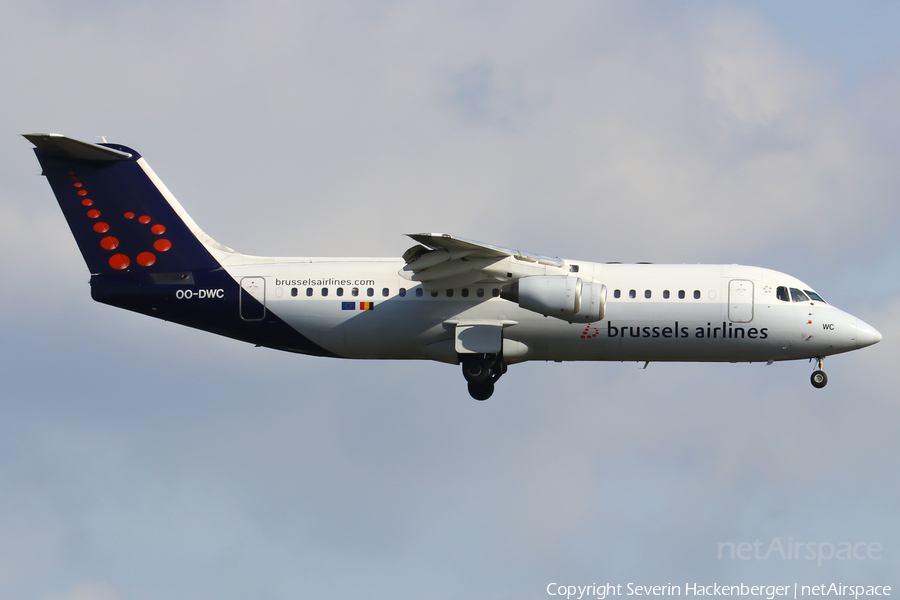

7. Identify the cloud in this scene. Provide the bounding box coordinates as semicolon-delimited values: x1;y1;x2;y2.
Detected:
43;583;125;600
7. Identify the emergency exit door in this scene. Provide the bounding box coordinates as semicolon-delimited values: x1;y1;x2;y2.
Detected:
728;279;753;323
240;277;266;321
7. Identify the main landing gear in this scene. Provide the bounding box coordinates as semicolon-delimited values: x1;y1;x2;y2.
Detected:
461;353;507;401
810;356;828;389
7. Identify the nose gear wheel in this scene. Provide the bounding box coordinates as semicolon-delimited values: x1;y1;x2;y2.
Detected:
810;357;827;389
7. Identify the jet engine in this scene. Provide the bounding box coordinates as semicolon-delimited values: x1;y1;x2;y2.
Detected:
502;276;606;323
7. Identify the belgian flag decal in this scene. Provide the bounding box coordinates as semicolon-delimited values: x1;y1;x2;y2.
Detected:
342;302;374;310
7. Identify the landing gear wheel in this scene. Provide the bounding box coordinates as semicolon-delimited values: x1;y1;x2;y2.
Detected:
460;353;504;400
468;381;495;401
811;370;828;389
462;355;493;384
490;363;508;383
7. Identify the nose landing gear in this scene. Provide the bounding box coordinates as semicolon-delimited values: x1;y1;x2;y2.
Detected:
810;357;827;389
461;353;507;400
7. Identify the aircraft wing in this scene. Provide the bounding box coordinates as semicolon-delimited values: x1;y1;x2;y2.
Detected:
402;233;567;291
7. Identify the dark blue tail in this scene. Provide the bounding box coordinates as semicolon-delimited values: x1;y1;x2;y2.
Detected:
26;134;336;357
25;134;221;275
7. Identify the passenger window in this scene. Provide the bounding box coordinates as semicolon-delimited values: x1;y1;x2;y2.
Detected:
569;265;579;273
336;288;343;297
306;287;313;297
291;287;298;297
431;290;438;297
476;288;485;298
790;288;809;302
644;290;651;299
663;290;669;299
382;287;389;297
446;289;454;297
776;286;789;302
415;288;423;297
461;288;469;298
805;290;826;303
629;289;636;299
351;287;359;297
321;288;328;297
367;288;374;297
491;288;500;297
614;289;621;298
678;290;685;299
693;290;700;299
399;288;406;297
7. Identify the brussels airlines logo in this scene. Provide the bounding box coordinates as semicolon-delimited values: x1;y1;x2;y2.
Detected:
68;170;172;270
604;321;768;340
581;325;600;339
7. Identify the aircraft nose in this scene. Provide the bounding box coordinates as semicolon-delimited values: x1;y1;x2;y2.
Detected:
856;318;883;349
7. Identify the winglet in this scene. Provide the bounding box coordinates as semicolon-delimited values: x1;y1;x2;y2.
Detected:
23;133;132;161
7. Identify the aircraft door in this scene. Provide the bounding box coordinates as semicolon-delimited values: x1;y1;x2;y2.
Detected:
240;277;266;321
728;279;753;323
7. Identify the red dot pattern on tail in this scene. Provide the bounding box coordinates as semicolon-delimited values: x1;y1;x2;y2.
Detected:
109;254;130;270
136;252;156;267
68;171;175;271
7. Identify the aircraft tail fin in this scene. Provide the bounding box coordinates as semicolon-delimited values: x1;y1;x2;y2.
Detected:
25;133;226;275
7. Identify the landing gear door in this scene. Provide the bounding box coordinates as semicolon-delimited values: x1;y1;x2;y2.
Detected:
240;277;266;321
728;279;753;323
455;324;502;354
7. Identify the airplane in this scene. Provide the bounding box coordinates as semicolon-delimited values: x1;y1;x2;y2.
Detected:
25;133;882;400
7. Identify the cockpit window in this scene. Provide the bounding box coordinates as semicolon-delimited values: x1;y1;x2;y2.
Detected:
790;288;809;302
776;286;790;302
805;290;826;303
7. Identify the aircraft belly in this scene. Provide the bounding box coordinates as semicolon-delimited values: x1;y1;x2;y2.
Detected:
270;298;454;359
267;294;857;364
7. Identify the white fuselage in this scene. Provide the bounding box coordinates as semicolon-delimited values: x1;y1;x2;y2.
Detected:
220;258;874;364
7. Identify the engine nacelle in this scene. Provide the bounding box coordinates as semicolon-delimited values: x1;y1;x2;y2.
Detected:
575;281;606;323
506;276;607;323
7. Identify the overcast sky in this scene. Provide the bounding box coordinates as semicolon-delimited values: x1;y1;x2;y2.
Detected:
2;1;899;599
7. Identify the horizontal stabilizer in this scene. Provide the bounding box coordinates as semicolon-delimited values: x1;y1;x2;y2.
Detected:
23;133;132;161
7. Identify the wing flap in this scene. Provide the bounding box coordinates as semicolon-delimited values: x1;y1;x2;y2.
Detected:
402;233;568;291
411;257;501;282
421;271;496;291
